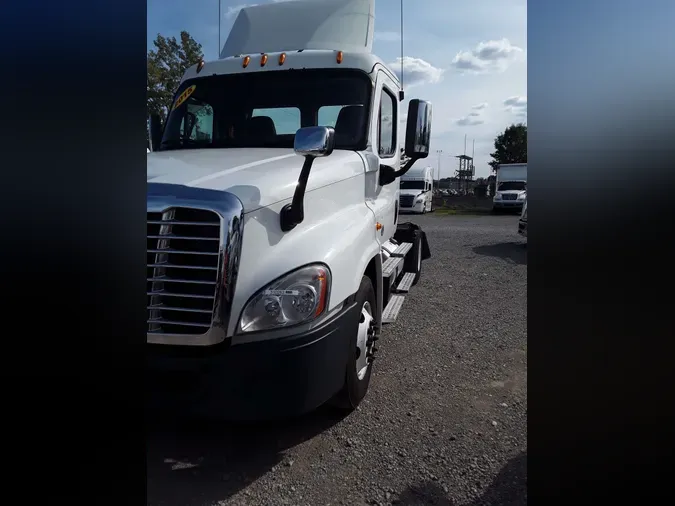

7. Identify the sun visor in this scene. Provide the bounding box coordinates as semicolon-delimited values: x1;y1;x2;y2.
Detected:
220;0;375;59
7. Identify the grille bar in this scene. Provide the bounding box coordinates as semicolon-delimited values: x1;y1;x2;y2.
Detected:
147;220;220;226
147;291;215;299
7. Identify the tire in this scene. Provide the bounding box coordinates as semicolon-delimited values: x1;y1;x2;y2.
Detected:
331;276;377;411
403;232;423;286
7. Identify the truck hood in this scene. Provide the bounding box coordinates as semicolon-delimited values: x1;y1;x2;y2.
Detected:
496;190;527;198
147;148;363;213
400;189;426;198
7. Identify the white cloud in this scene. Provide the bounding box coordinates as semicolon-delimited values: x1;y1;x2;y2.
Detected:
450;38;523;73
456;115;484;126
472;102;489;110
388;56;444;87
504;95;527;117
375;31;401;42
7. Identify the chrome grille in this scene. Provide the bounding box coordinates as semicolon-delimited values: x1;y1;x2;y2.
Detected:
400;195;415;207
502;194;518;200
147;207;221;335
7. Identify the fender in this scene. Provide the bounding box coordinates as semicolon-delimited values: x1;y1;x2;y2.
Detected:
227;175;382;338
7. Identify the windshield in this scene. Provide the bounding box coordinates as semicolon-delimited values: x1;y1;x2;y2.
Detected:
498;181;526;191
401;181;426;190
159;69;372;151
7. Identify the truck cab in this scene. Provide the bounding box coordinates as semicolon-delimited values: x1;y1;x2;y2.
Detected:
399;166;434;214
493;163;527;212
146;0;432;419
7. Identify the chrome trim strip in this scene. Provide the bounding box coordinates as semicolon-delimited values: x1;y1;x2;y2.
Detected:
147;183;245;346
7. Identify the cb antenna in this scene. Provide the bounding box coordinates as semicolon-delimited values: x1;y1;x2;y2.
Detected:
399;0;404;101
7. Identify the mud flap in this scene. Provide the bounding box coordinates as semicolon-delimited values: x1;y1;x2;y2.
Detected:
394;222;432;260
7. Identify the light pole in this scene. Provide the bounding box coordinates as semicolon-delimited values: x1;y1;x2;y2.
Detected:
436;149;443;185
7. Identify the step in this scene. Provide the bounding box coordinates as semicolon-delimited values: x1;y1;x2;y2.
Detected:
382;255;403;278
382;294;405;324
391;242;413;257
394;272;416;293
381;240;399;256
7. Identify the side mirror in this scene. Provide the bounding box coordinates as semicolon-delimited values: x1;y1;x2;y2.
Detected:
378;99;433;186
294;126;335;158
148;114;163;152
281;126;335;232
404;99;432;159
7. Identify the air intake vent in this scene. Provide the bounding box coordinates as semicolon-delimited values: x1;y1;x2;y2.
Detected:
147;208;221;335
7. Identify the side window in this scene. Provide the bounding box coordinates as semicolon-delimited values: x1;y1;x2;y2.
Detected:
182;98;214;142
378;88;397;157
252;107;301;135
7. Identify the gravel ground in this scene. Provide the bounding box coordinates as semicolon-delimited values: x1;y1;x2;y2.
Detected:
148;214;527;506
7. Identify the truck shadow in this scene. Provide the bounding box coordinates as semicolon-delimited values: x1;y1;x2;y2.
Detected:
473;242;527;265
396;451;527;505
146;406;345;505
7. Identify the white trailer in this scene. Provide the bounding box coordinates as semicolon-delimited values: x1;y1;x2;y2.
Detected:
493;163;527;211
399;166;434;214
146;0;433;420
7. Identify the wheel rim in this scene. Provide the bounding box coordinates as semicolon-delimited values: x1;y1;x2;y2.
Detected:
416;240;422;272
355;301;374;380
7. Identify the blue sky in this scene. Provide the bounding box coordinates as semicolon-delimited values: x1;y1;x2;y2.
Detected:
148;0;527;178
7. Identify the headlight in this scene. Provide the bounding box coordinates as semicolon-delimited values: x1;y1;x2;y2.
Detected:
238;264;330;333
493;194;501;200
416;196;424;203
518;193;526;200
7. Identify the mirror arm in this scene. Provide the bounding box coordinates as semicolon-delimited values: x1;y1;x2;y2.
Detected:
280;156;315;232
379;156;419;186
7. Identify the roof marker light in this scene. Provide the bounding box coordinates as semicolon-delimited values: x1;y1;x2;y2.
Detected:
196;60;205;73
260;54;268;66
242;56;251;68
279;53;286;65
336;51;343;64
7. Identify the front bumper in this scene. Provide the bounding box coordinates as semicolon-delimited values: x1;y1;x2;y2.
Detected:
147;301;360;420
494;200;525;209
400;200;425;213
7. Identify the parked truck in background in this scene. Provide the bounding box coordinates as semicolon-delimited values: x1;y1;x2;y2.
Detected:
146;0;432;420
493;163;527;212
399;166;434;214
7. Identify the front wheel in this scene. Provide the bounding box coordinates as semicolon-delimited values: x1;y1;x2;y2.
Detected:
330;276;377;411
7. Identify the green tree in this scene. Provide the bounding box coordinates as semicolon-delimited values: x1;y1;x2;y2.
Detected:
488;123;527;172
147;31;204;121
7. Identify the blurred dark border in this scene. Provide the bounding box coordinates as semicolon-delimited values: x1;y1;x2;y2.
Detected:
528;0;675;504
1;0;146;504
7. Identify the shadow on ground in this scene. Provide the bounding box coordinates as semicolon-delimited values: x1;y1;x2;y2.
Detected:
396;452;527;506
473;242;527;265
146;406;346;506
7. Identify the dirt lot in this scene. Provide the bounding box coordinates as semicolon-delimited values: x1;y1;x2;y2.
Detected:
147;214;527;506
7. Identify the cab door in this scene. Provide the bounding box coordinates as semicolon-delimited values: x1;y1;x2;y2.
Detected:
363;68;401;244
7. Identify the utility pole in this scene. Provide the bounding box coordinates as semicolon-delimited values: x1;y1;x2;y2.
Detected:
436;149;443;185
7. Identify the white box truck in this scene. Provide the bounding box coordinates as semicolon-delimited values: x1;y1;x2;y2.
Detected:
493;163;527;212
146;0;433;419
399;166;434;214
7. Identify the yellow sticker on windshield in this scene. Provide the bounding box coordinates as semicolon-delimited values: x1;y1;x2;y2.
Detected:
172;85;196;109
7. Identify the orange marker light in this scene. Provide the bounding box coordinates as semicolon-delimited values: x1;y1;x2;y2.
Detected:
314;270;328;317
196;60;205;73
242;56;251;68
279;52;286;65
376;222;383;231
336;51;343;64
260;54;268;66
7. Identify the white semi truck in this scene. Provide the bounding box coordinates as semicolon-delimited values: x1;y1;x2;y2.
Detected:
399;166;434;214
146;0;432;419
493;163;527;212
